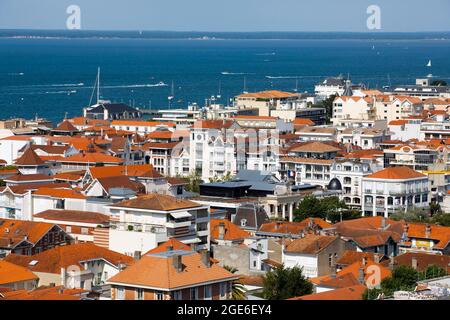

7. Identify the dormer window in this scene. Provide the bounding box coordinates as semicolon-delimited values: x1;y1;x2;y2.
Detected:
241;219;247;227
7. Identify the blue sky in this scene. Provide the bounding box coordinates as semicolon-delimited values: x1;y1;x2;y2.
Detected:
0;0;449;32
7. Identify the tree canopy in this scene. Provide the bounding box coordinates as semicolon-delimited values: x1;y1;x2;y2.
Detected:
293;196;360;223
262;265;313;300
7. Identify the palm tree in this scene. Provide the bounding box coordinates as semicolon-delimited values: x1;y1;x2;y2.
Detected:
223;265;247;300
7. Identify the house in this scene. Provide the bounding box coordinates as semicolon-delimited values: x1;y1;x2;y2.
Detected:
107;194;210;255
330;216;403;256
107;249;238;300
84;102;141;120
33;209;110;244
51;120;79;136
232;203;270;234
283;234;354;278
257;218;332;239
361;166;429;217
382;252;450;273
4;243;134;294
0;260;38;291
400;222;450;255
14;147;51;175
0;218;71;257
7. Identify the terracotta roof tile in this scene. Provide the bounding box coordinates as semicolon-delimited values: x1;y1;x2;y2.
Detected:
289;284;366;300
14;148;45;166
4;243;134;274
0;260;38;286
285;234;338;254
210;219;250;241
112;194;202;211
34;209;109;225
365;166;426;180
108;251;237;290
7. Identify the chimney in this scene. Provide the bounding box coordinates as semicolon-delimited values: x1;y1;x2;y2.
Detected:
425;224;431;239
218;222;225;240
412;257;418;270
362;257;367;266
374;254;380;264
358;268;365;284
381;217;386;229
172;254;183;272
133;251;141;261
389;256;395;270
201;250;211;268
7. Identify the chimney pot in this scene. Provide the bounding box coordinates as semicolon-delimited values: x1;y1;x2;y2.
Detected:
412;257;418;270
201;250;211;268
172;254;183;272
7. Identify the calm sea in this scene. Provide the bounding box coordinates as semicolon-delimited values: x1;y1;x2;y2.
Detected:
1;31;450;124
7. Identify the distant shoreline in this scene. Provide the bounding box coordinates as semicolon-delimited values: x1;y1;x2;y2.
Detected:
1;30;450;41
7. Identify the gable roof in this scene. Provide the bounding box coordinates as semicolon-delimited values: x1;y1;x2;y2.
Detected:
285;234;338;254
0;218;57;248
289;141;341;153
96;176;145;194
61;153;123;164
4;243;134;274
33;187;87;199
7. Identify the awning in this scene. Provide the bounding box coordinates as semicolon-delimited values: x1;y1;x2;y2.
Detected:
170;211;192;219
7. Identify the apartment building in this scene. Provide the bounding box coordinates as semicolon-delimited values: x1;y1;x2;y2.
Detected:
107;194;210;256
361;166;429;217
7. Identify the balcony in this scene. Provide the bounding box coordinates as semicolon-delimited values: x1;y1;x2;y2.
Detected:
110;222;166;235
0;200;18;208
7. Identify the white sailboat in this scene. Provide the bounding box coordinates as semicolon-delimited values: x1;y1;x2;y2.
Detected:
216;80;221;99
426;60;432;67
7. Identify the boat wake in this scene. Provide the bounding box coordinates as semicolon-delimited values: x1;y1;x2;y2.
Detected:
221;72;251;75
101;82;168;89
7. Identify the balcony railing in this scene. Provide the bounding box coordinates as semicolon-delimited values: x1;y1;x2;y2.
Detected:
110;222;166;234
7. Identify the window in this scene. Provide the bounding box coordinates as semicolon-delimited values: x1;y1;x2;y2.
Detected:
204;285;212;300
155;291;164;300
116;287;125;300
136;288;144;300
172;290;182;300
81;228;89;235
190;287;198;300
220;283;227;300
66;226;72;233
240;219;247;227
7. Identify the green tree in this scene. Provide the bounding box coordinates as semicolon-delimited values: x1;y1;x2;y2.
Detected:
182;170;202;193
316;94;336;124
364;265;419;299
293;196;355;223
390;207;430;223
293;195;324;221
223;265;247;300
429;202;442;216
262;265;313;300
419;265;447;280
432;212;450;227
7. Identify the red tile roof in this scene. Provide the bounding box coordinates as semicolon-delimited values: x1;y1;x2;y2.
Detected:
33;209;109;225
0;260;38;286
365;166;426;180
210;219;250;242
288;285;366;300
4;243;134;274
14;148;45;166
